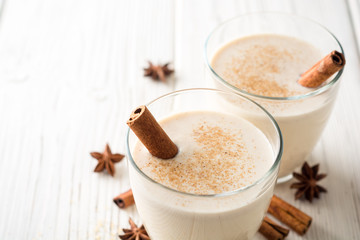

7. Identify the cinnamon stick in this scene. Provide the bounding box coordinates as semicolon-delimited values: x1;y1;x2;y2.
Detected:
268;195;312;235
259;216;289;240
113;189;135;209
298;50;345;88
127;105;178;159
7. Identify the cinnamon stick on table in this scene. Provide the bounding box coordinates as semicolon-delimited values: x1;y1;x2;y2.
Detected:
259;216;289;240
127;105;178;159
268;195;312;235
113;189;135;209
298;50;345;88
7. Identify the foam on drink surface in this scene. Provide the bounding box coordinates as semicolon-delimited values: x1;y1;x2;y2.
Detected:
211;34;322;97
133;111;274;195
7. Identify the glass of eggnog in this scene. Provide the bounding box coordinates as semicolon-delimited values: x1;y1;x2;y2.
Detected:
205;12;344;182
126;88;282;240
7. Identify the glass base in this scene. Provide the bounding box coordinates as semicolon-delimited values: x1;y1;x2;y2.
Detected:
276;173;293;184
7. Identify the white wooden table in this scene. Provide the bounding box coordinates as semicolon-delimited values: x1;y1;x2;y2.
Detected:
1;0;359;239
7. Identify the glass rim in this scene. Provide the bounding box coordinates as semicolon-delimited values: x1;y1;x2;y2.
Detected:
126;88;283;198
204;12;344;101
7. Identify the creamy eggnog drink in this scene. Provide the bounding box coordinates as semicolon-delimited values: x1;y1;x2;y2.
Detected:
211;34;325;179
134;111;273;194
211;35;321;98
206;13;344;181
126;89;282;240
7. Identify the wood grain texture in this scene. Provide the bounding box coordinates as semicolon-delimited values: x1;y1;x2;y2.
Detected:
0;0;359;239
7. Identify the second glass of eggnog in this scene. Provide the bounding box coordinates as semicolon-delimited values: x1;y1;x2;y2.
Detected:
126;89;282;240
205;13;344;182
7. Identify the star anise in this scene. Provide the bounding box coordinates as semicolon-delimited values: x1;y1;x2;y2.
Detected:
90;144;124;176
119;218;150;240
290;162;327;202
144;61;174;82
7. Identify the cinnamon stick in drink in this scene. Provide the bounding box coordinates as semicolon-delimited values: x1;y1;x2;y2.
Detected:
298;50;345;88
259;216;289;240
113;189;135;209
268;195;312;235
127;105;178;159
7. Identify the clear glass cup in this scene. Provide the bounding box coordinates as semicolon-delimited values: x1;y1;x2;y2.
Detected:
126;88;282;240
205;12;344;182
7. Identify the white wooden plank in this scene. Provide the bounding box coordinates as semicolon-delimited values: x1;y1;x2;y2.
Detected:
347;0;360;55
0;0;175;239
